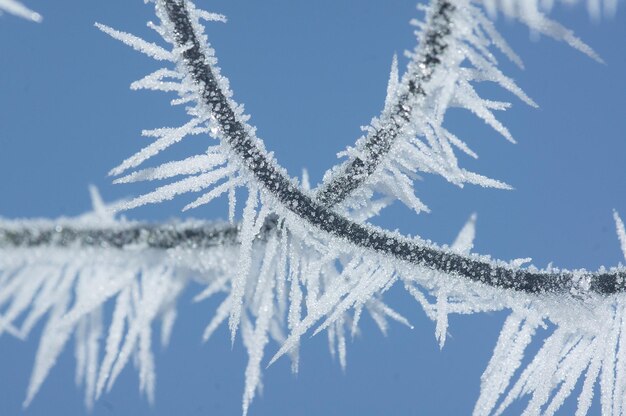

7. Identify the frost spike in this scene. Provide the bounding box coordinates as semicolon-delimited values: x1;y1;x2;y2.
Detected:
159;0;626;296
95;23;175;62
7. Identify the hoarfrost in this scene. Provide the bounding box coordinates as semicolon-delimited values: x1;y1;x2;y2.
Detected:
1;0;624;415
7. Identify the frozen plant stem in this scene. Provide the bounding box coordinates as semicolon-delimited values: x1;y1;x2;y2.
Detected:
2;0;623;295
315;0;454;205
0;222;241;249
2;1;625;415
161;0;626;295
0;1;460;266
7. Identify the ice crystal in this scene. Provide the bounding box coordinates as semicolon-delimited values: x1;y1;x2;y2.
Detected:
1;0;624;415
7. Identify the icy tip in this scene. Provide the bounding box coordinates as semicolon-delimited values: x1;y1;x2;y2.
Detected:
0;1;42;22
27;11;42;22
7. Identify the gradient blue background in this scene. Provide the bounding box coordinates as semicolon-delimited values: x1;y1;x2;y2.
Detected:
1;1;625;414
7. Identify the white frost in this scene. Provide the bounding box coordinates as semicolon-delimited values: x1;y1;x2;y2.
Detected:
1;1;623;416
0;0;41;22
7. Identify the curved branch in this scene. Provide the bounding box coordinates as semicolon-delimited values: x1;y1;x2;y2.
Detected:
160;0;626;295
1;1;618;295
314;0;454;205
0;1;459;257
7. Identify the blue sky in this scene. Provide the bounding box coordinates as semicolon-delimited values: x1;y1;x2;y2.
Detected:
0;1;625;415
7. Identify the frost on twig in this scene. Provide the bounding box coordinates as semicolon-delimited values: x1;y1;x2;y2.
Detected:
1;0;625;415
1;191;219;407
0;189;412;415
474;213;626;416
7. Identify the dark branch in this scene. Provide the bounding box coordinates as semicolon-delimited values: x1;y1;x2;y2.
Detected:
160;0;626;295
315;0;454;206
0;217;288;249
3;2;459;252
2;1;622;296
0;222;239;249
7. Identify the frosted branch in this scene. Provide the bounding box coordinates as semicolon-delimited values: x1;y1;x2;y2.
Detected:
314;0;455;206
159;0;626;296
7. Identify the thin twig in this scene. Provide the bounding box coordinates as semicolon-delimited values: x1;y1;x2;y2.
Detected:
160;0;626;295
